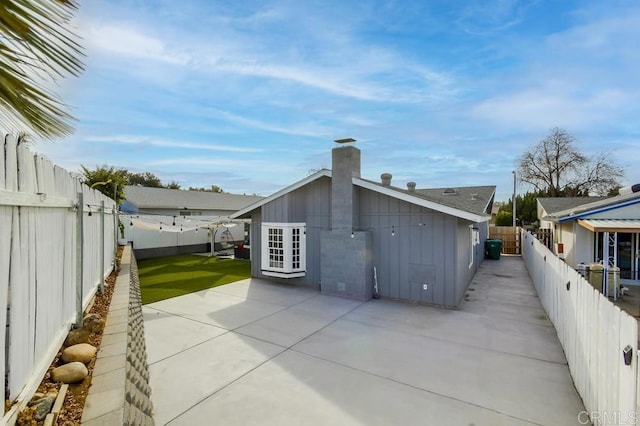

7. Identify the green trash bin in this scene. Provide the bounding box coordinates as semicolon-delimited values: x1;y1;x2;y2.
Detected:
485;239;502;260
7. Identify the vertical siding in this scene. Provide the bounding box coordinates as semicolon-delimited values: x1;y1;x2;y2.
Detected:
359;189;460;306
250;179;486;307
251;177;331;287
455;223;472;305
250;212;262;278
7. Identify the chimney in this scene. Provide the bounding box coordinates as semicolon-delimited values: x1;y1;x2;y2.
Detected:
331;139;360;231
381;173;392;186
407;182;416;193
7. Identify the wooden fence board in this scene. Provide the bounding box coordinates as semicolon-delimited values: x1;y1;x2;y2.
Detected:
0;133;117;412
489;226;520;254
522;230;639;424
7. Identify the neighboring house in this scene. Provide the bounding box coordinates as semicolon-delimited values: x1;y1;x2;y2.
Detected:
537;197;609;230
541;187;640;283
121;185;262;216
121;186;262;259
231;142;495;307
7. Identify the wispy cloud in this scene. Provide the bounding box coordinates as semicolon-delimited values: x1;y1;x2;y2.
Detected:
86;134;263;153
471;89;632;130
38;0;640;203
81;21;190;65
208;109;333;138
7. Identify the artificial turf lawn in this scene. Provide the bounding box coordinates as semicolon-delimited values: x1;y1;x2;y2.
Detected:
137;254;251;304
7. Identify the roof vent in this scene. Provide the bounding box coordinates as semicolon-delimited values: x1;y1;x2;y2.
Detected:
443;188;457;195
381;173;392;186
407;182;416;193
470;193;478;201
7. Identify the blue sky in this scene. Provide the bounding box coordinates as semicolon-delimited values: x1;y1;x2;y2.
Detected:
32;0;640;201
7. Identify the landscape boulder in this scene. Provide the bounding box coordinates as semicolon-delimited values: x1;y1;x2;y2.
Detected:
63;314;104;347
83;313;104;332
64;327;90;346
51;362;88;384
62;343;97;364
28;394;56;421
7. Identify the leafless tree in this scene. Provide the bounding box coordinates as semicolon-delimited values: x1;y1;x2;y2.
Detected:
517;128;624;196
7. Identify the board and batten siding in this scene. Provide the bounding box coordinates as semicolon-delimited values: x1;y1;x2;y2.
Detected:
1;134;116;419
454;222;486;305
249;177;483;307
359;188;464;306
252;177;331;287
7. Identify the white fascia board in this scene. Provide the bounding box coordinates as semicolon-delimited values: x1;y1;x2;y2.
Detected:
353;178;489;223
231;169;332;219
481;188;496;214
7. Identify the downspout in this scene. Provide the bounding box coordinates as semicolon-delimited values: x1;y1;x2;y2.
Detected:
576;220;578;265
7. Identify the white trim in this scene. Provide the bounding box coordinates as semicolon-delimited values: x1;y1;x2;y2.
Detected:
262;270;306;278
352;178;489;223
261;222;306;278
469;226;480;269
231;170;331;219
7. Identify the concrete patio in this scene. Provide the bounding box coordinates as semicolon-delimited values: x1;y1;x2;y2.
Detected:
143;256;585;425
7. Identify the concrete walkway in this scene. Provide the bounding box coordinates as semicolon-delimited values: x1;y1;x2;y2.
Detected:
143;256;585;425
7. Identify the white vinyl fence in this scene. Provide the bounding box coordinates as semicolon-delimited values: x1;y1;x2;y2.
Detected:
0;134;116;418
122;214;246;250
522;231;638;425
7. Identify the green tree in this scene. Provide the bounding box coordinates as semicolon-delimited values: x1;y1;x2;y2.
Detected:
518;128;624;196
165;181;181;189
188;185;224;193
126;171;163;187
498;192;541;227
1;0;84;137
81;165;127;204
495;210;513;226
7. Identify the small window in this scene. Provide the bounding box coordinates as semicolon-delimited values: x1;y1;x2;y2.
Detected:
261;223;306;278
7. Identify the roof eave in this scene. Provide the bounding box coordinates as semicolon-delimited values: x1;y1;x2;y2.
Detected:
554;197;640;223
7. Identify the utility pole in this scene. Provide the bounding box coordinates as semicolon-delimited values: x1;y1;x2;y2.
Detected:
512;171;516;228
512;170;517;254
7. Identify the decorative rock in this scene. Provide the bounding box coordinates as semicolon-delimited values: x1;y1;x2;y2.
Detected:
62;343;97;364
28;395;55;421
51;362;88;384
64;327;91;346
83;313;104;333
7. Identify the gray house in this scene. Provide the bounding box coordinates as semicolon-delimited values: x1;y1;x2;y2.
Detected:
232;142;495;307
540;187;640;282
121;185;262;216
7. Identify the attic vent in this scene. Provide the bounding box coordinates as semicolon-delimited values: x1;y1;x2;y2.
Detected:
470;193;478;200
407;182;416;193
381;173;392;186
443;188;457;195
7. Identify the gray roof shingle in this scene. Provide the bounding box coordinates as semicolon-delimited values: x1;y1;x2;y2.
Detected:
538;197;609;216
357;178;495;215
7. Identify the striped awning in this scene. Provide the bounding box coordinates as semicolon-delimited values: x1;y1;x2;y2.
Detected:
578;219;640;232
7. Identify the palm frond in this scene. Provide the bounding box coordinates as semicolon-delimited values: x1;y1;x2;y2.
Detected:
0;0;84;138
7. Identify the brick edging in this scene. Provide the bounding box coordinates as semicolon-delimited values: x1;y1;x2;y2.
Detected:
81;246;155;425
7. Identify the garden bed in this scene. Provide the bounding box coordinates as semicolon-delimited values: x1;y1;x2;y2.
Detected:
15;246;122;425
